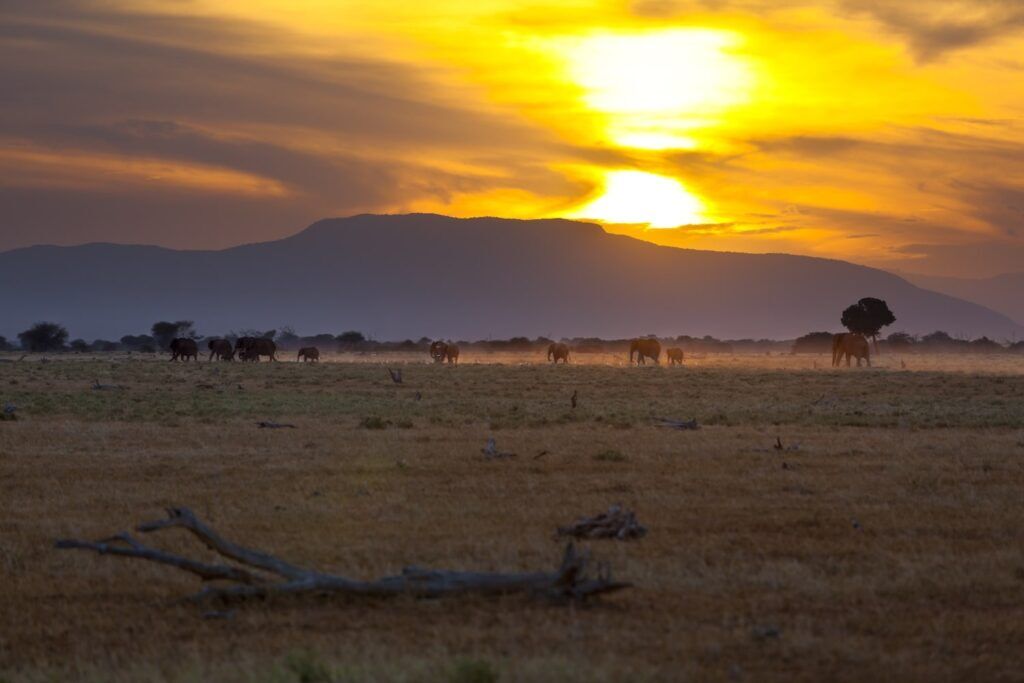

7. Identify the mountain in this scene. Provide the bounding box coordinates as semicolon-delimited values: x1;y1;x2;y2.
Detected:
898;271;1024;327
1;214;1020;341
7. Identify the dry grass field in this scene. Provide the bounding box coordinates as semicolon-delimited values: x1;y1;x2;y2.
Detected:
2;350;1024;682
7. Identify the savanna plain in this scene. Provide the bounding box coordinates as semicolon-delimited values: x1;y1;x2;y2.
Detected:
2;351;1023;682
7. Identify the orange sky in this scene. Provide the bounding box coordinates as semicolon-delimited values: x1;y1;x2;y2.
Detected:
2;0;1024;276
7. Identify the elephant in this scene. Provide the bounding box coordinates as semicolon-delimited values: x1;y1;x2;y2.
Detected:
444;344;460;365
169;338;199;362
297;347;320;362
832;333;871;367
429;341;448;363
207;338;234;361
234;336;278;362
666;347;684;365
547;342;570;364
629;338;661;365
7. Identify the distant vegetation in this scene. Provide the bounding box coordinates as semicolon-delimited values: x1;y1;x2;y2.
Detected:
3;318;1022;355
841;297;897;349
17;322;69;352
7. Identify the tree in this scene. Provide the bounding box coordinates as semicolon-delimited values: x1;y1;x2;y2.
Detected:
337;331;365;345
90;339;120;352
840;298;896;350
69;339;89;353
151;321;195;349
17;322;69;352
275;327;300;349
120;334;155;349
885;332;915;352
970;337;1004;353
792;331;833;354
0;336;12;351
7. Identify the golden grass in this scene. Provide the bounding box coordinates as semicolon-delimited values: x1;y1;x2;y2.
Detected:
1;352;1023;682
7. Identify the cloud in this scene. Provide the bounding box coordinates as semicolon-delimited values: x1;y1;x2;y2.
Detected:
0;0;584;249
839;0;1024;61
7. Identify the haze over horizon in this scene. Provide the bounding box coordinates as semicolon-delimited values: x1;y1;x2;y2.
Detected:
3;1;1024;278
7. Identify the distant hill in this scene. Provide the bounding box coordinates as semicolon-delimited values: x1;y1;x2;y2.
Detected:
899;271;1024;327
1;214;1020;341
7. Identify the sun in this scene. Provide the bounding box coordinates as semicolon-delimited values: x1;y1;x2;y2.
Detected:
557;29;754;150
572;170;706;228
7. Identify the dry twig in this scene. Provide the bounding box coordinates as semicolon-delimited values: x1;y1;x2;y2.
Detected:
257;421;296;429
655;417;699;430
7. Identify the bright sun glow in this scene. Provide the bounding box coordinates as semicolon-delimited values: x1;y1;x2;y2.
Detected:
573;171;706;228
559;29;754;150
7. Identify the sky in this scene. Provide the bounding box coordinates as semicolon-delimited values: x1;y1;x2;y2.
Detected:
2;0;1023;277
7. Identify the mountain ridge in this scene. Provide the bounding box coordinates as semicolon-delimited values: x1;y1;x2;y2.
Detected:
899;270;1024;326
1;214;1019;341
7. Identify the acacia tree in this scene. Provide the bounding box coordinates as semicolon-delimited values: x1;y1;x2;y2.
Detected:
17;322;69;352
151;321;195;349
841;298;896;351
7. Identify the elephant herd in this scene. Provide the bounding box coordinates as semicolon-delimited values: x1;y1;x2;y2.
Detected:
168;333;872;367
169;337;286;362
627;339;685;366
170;336;687;366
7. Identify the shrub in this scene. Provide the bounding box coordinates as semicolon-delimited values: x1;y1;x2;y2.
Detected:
17;322;69;352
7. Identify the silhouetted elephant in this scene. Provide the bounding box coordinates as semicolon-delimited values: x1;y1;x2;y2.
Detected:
207;339;234;362
234;337;277;362
297;347;320;362
445;344;460;365
429;341;448;363
547;342;570;364
832;333;871;367
169;338;198;362
629;338;661;365
666;347;684;365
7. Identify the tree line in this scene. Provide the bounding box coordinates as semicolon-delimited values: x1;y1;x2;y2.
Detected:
3;297;1020;355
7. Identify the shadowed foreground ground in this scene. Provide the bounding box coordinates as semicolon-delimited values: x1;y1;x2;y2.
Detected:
2;352;1023;681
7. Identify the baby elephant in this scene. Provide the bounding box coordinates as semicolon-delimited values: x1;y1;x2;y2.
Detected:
297;347;320;362
666;347;685;365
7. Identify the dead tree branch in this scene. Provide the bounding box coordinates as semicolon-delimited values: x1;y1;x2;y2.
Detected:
557;504;647;540
56;507;629;604
655;417;700;430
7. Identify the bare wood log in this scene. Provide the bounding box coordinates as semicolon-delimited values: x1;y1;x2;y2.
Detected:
256;421;296;429
92;379;123;391
54;532;266;584
557;504;647;541
135;507;310;580
387;367;403;384
654;417;699;430
56;507;629;604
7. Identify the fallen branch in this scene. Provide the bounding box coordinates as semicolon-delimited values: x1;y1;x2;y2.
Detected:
655;417;699;430
557;504;647;541
257;421;296;429
92;379;123;391
55;507;628;604
386;368;403;384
